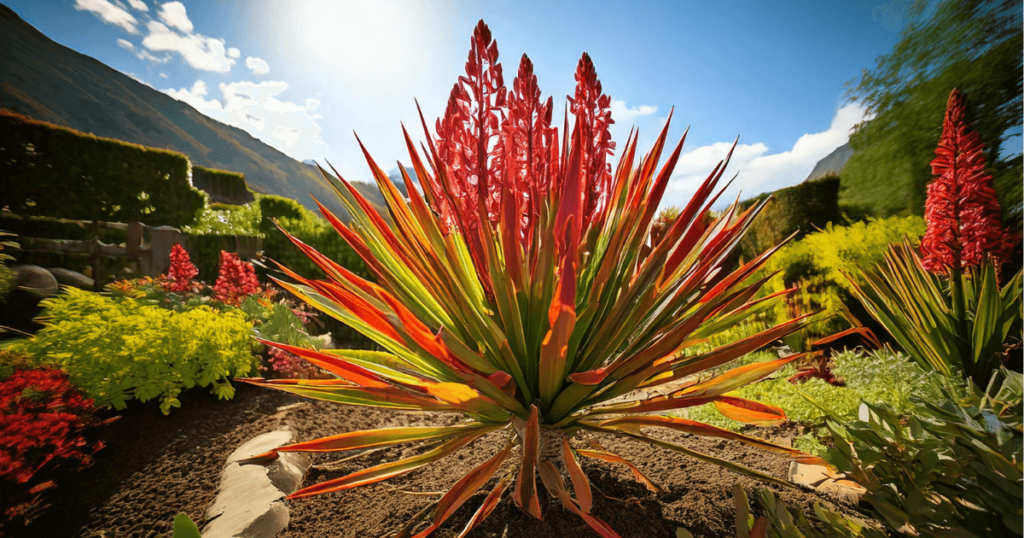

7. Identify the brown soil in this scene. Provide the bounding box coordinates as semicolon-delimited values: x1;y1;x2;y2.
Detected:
6;384;867;538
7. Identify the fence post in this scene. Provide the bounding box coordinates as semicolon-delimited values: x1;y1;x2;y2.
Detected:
150;226;184;276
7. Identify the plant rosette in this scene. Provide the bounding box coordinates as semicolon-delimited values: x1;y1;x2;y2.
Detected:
243;21;829;537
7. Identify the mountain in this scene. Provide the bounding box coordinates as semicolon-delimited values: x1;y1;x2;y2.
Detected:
804;142;853;182
0;3;394;220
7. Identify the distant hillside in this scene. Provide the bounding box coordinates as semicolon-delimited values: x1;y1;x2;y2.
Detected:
804;142;853;182
0;3;396;220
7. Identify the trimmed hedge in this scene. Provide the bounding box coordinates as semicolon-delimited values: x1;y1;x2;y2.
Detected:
0;110;205;228
737;175;841;262
257;194;368;280
191;166;255;206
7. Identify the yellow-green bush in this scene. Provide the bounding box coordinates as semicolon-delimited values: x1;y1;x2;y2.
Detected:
759;215;926;345
20;288;257;414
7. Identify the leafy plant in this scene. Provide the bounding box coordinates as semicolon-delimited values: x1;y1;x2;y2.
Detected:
246;21;825;536
851;89;1022;386
679;484;885;538
19;288;257;413
806;370;1023;538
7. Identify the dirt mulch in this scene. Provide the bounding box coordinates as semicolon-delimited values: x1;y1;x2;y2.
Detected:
6;383;866;538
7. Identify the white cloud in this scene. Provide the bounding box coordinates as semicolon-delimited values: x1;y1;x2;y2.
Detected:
157;1;193;33
610;100;657;124
663;103;869;209
159;72;169;78
142;20;235;73
163;79;223;111
117;38;134;50
160;79;328;161
136;48;171;64
126;0;148;11
227;47;241;59
245;57;270;76
74;0;139;34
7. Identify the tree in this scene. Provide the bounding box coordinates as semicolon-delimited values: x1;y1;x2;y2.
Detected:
841;0;1022;229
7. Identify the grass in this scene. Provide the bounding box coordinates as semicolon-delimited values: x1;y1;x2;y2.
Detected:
678;347;949;432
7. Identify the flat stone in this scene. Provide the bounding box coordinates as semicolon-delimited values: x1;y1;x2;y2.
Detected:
203;428;310;538
788;461;865;504
47;268;94;290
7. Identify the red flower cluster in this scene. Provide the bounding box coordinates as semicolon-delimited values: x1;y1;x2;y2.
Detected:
165;243;199;293
427;21;614;298
213;251;259;305
0;366;102;488
921;89;1017;274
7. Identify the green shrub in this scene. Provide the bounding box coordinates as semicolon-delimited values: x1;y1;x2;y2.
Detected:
19;288;257;414
0;110;205;228
758;215;927;346
183;202;263;238
737;175;841;262
0;231;16;305
257;194;368;280
818;370;1022;538
190;166;254;205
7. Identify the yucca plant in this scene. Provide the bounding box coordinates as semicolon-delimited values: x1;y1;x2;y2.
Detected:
850;89;1022;387
244;21;823;537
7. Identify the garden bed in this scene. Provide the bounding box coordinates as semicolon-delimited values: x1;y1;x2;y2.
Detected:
7;384;865;538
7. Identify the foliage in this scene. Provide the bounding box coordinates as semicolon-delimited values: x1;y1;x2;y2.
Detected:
841;0;1022;222
190;165;254;206
737;175;841;263
0;109;205;228
812;369;1023;538
757;216;926;346
684;348;949;431
0;351;103;523
921;88;1018;273
257;194;368;280
678;485;885;538
213;251;260;306
853;242;1022;385
19;288;257;414
246;21;826;537
171;512;203;538
182;202;262;237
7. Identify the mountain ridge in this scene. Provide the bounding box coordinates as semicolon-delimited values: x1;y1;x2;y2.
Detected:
0;3;392;219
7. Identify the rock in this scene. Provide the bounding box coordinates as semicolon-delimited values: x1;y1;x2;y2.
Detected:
202;412;311;538
13;265;58;296
47;268;94;290
788;461;865;504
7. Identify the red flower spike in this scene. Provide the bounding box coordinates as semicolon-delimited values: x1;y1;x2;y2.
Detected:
921;88;1018;274
213;251;260;306
165;243;198;293
569;53;616;231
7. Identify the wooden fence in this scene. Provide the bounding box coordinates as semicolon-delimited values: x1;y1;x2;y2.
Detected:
11;215;261;291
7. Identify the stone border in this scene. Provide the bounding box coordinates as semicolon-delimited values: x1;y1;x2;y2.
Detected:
201;404;311;538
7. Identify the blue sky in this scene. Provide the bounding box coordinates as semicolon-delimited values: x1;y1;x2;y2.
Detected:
6;0;923;207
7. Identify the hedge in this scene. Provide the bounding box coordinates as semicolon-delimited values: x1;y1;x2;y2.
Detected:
0;109;205;228
257;194;368;281
737;174;841;262
191;166;255;206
